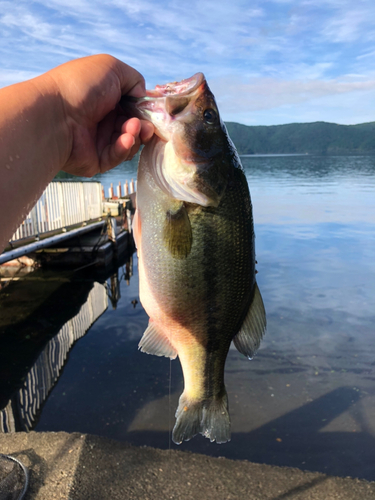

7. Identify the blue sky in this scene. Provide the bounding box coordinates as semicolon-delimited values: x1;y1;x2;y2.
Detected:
1;0;374;125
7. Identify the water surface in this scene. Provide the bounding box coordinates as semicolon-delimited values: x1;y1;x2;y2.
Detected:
1;154;375;481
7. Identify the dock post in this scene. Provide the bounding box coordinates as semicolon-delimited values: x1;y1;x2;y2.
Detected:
109;273;121;309
105;213;118;261
30;205;40;241
126;209;132;234
57;182;67;231
106;216;117;243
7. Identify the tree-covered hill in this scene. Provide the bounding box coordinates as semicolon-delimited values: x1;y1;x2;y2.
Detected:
225;121;375;155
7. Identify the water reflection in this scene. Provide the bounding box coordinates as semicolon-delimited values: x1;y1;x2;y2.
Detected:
0;259;134;432
242;154;375;180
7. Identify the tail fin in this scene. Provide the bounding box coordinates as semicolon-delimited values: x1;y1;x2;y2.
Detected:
172;390;231;444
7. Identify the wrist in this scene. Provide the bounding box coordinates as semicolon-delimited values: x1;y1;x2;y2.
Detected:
0;73;72;251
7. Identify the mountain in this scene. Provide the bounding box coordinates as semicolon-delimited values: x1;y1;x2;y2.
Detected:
225;121;375;155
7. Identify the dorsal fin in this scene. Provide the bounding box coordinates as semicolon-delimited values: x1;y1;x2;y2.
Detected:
139;321;178;359
233;282;266;359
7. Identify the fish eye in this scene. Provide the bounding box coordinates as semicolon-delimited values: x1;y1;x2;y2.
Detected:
203;108;217;124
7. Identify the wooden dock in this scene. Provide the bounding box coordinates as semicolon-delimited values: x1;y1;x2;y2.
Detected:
0;180;137;270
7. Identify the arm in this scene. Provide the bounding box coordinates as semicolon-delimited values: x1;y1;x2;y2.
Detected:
0;54;153;253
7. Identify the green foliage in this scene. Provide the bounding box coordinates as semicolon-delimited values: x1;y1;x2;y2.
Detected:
225;121;375;155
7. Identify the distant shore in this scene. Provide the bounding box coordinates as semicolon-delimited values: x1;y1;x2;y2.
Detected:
226;120;375;155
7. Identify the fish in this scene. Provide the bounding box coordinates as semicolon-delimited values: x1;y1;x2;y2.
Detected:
122;73;266;444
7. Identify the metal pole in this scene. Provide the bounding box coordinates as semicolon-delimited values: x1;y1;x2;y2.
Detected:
0;221;105;265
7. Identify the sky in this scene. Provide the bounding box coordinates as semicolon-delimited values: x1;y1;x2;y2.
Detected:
1;0;374;126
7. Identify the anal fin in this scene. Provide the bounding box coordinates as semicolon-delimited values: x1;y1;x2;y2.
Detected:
139;321;177;359
233;282;266;359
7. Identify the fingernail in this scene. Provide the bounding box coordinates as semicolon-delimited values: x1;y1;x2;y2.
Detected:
129;82;146;98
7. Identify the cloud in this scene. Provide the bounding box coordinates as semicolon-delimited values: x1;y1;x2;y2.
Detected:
1;11;51;38
211;75;375;125
0;0;374;125
319;4;375;43
213;76;375;112
0;69;40;87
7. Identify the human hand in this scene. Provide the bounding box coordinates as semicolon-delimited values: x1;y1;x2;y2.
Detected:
47;54;154;177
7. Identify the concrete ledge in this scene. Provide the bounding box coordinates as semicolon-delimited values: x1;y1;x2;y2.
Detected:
0;432;374;499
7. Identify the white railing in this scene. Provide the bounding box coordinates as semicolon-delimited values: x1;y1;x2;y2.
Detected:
11;181;103;243
108;179;137;199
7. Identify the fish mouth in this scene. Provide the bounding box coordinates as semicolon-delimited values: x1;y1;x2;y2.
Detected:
145;73;204;97
120;73;205;135
121;73;207;145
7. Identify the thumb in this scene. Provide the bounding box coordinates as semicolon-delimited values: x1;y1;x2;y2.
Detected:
112;58;147;98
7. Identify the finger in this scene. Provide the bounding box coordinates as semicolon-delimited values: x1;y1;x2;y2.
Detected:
128;82;146;98
118;132;137;152
114;115;127;134
119;117;153;144
112;58;146;98
125;133;142;159
139;120;154;144
121;117;142;136
107;119;153;167
97;108;118;153
99;131;140;172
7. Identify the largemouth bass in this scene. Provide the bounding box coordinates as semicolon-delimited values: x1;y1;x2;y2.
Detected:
122;73;266;444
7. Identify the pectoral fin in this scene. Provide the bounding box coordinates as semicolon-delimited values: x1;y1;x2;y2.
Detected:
163;203;192;259
233;282;266;359
139;320;178;359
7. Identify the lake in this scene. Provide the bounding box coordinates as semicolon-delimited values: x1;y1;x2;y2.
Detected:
1;154;375;481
